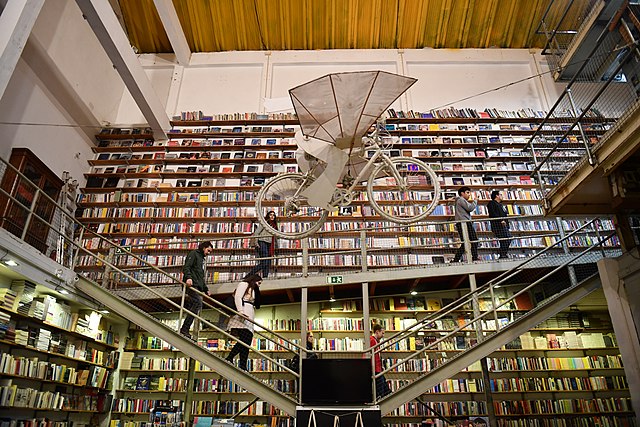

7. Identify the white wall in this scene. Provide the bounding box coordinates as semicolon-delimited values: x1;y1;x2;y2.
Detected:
0;61;95;184
1;1;565;186
0;0;130;185
129;48;562;121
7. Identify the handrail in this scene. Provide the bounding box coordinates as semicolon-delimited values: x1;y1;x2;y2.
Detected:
0;155;307;371
371;228;616;403
376;216;604;353
0;152;623;408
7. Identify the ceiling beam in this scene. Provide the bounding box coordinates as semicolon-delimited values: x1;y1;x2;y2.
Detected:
75;0;169;139
152;0;191;66
0;0;44;101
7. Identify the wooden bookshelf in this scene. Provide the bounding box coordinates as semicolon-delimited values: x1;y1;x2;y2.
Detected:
74;111;619;286
0;281;121;425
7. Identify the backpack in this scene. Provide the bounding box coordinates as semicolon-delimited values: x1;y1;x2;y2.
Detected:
286;354;300;372
286;351;317;372
221;294;236;313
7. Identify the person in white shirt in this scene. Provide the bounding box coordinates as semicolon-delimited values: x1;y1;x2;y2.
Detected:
225;274;262;371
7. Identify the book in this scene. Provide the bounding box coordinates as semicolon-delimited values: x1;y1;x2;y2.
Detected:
426;298;442;311
514;292;533;310
136;375;151;390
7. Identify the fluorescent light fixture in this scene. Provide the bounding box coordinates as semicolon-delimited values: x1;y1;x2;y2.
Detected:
59;289;69;295
329;297;336;302
3;259;18;267
410;291;418;296
100;310;110;314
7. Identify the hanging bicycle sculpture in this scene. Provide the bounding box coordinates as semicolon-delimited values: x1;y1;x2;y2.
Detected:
256;71;441;239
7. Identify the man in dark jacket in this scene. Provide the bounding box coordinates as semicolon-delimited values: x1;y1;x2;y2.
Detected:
179;241;213;338
452;186;479;262
487;191;511;259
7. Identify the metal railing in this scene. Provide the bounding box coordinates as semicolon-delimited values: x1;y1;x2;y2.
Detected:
529;0;640;200
0;151;625;419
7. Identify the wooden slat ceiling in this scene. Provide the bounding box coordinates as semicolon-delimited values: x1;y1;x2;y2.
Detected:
117;0;590;53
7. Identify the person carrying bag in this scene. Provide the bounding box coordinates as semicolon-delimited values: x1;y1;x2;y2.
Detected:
225;274;262;370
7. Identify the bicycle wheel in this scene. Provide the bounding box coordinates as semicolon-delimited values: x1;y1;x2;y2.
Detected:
255;173;329;239
367;157;441;223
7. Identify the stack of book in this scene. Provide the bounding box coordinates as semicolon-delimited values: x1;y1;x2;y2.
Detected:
0;288;17;311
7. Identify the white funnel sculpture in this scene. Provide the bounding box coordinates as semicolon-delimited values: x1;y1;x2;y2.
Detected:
290;71;417;151
290;71;417;209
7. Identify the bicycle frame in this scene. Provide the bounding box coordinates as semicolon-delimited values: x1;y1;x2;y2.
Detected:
298;138;398;210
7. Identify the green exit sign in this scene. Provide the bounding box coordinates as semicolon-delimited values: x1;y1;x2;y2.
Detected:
115;246;132;255
326;275;343;284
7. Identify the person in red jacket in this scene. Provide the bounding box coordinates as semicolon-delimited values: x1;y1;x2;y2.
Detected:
370;324;390;398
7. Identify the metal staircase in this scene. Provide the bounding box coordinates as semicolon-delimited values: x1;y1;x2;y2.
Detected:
70;215;617;416
0;150;623;420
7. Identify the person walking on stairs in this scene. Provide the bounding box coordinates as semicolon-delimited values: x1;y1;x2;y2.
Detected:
246;211;278;278
226;274;262;370
179;241;213;339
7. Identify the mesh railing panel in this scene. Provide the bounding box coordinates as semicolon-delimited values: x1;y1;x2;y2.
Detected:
0;150;627;411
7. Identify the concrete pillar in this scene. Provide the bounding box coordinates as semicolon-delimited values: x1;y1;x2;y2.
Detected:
598;250;640;424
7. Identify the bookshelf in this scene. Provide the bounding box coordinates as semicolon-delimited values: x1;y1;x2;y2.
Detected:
0;280;122;426
74;110;618;285
112;287;634;426
0;148;64;255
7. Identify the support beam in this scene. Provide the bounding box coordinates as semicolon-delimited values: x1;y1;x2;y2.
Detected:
598;254;640;423
153;0;191;66
75;0;170;139
0;0;44;101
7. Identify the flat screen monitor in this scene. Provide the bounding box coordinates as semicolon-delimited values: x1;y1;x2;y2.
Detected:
301;358;373;405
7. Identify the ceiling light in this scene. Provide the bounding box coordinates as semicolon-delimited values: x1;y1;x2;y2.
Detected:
3;259;18;267
100;309;110;314
410;291;417;296
59;289;69;295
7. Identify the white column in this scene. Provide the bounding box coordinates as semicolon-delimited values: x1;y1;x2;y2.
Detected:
152;0;190;65
598;254;640;424
0;0;44;100
75;0;170;139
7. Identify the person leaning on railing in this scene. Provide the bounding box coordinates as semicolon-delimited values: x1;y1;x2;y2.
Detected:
451;186;479;263
246;211;278;278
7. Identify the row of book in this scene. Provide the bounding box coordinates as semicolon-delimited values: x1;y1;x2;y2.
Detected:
119;354;189;371
99;127;152;135
493;416;636;426
189;400;287;417
192;378;296;394
172;111;297;122
388;399;487;417
0;353;96;386
487;354;624;371
487;375;628;393
0;420;80;427
112;399;183;414
121;375;188;392
492;397;632;415
0;380;65;409
388;121;608;132
76;216;575;248
384;107;605;119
